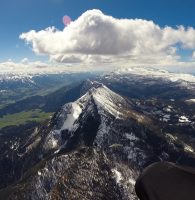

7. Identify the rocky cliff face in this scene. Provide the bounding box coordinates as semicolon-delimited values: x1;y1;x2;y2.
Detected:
7;147;137;200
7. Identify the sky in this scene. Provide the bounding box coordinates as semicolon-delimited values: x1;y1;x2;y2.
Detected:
1;0;195;73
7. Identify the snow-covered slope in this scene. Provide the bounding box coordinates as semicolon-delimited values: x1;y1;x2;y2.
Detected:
43;82;131;153
118;66;195;84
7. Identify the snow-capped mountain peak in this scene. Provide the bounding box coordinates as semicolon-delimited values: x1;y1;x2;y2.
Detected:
59;82;128;129
88;83;128;116
43;82;130;152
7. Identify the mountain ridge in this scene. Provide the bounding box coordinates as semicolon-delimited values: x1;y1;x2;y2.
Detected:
1;76;195;199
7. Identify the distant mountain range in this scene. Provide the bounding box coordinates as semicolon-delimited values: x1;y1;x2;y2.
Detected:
0;72;97;105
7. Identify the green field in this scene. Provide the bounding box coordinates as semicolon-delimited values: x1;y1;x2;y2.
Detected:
0;109;53;129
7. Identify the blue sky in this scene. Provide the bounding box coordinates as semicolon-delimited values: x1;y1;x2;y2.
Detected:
1;0;195;72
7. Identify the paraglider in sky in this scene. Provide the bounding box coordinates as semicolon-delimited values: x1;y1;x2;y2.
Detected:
63;15;72;26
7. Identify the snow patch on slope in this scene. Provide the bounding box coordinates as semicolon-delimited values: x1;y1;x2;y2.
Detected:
61;102;82;131
129;178;136;186
185;99;195;103
91;85;127;117
125;133;138;141
179;115;191;123
184;145;194;153
43;102;83;151
112;169;123;184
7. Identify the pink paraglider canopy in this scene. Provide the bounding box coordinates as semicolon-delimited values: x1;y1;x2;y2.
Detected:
63;15;72;26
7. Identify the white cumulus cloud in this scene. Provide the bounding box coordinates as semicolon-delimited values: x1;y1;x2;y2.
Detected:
0;59;92;75
20;9;195;67
192;51;195;59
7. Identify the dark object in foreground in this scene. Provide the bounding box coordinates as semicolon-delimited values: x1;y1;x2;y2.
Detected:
135;162;195;200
